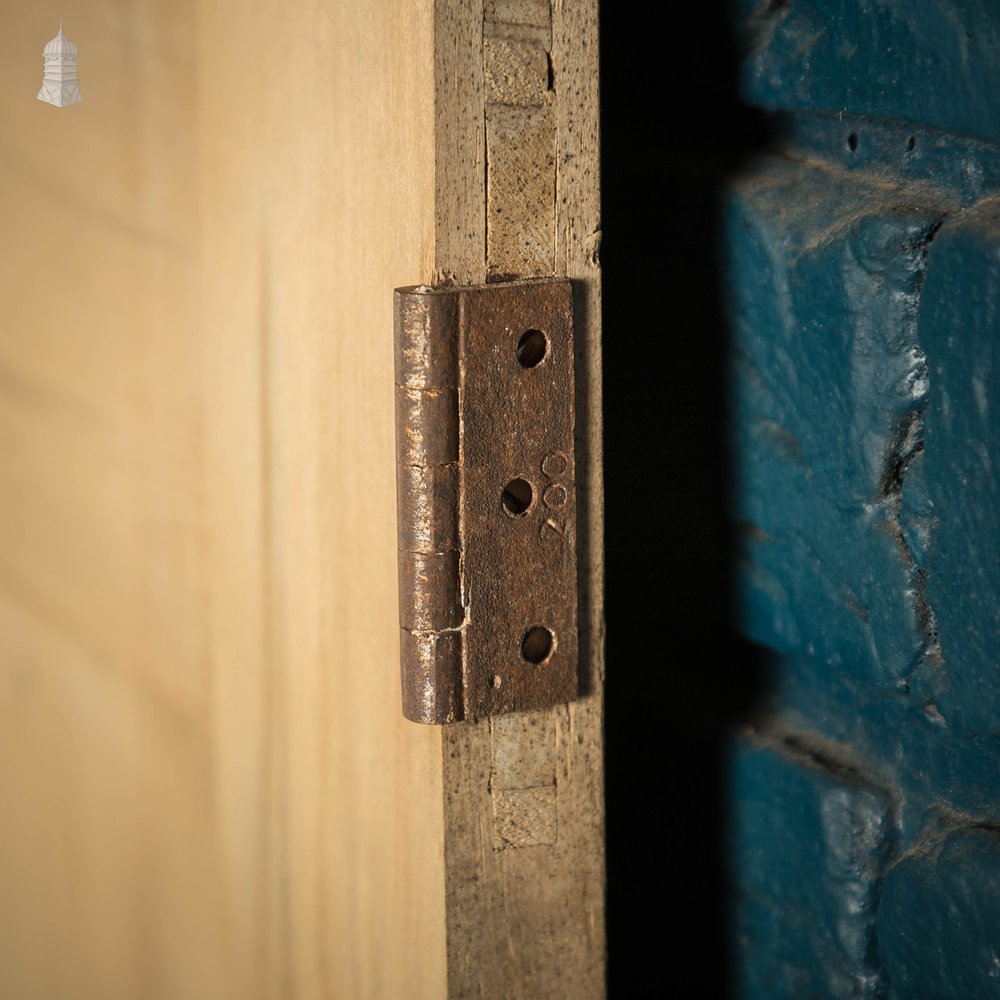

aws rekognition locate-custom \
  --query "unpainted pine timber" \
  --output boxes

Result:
[0,5,225,998]
[0,2,447,999]
[435,2,606,998]
[0,1,601,997]
[199,2,446,998]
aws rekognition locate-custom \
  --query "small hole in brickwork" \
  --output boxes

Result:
[847,133,858,152]
[502,478,533,516]
[517,329,548,368]
[521,626,555,665]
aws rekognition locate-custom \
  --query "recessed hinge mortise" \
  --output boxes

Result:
[394,279,578,724]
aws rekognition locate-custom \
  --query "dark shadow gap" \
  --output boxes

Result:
[600,3,771,995]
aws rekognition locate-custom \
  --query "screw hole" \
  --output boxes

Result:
[516,329,548,368]
[501,478,534,516]
[847,133,858,153]
[521,626,555,665]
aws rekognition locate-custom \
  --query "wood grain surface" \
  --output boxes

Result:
[437,2,606,998]
[0,3,444,998]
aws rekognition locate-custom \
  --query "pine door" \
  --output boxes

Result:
[0,3,604,998]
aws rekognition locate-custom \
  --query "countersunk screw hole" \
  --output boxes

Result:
[517,329,548,368]
[502,478,534,516]
[521,626,555,665]
[847,133,858,152]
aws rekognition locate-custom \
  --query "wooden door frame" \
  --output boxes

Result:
[433,3,605,996]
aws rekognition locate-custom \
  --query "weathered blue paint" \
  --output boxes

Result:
[726,3,1000,997]
[728,166,944,691]
[729,739,891,999]
[912,208,1000,737]
[879,828,1000,997]
[733,0,1000,144]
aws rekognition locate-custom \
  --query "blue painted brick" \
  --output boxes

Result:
[909,204,1000,737]
[725,3,1000,995]
[728,738,892,999]
[726,164,945,691]
[879,827,1000,998]
[733,0,1000,144]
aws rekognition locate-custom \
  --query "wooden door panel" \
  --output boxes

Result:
[198,3,444,996]
[0,3,602,997]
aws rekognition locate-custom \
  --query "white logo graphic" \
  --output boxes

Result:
[37,19,83,108]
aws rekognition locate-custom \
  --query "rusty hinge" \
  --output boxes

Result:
[394,279,578,724]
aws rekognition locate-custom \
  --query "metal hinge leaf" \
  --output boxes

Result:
[394,279,578,724]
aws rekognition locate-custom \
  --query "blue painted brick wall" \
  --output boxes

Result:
[726,3,1000,996]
